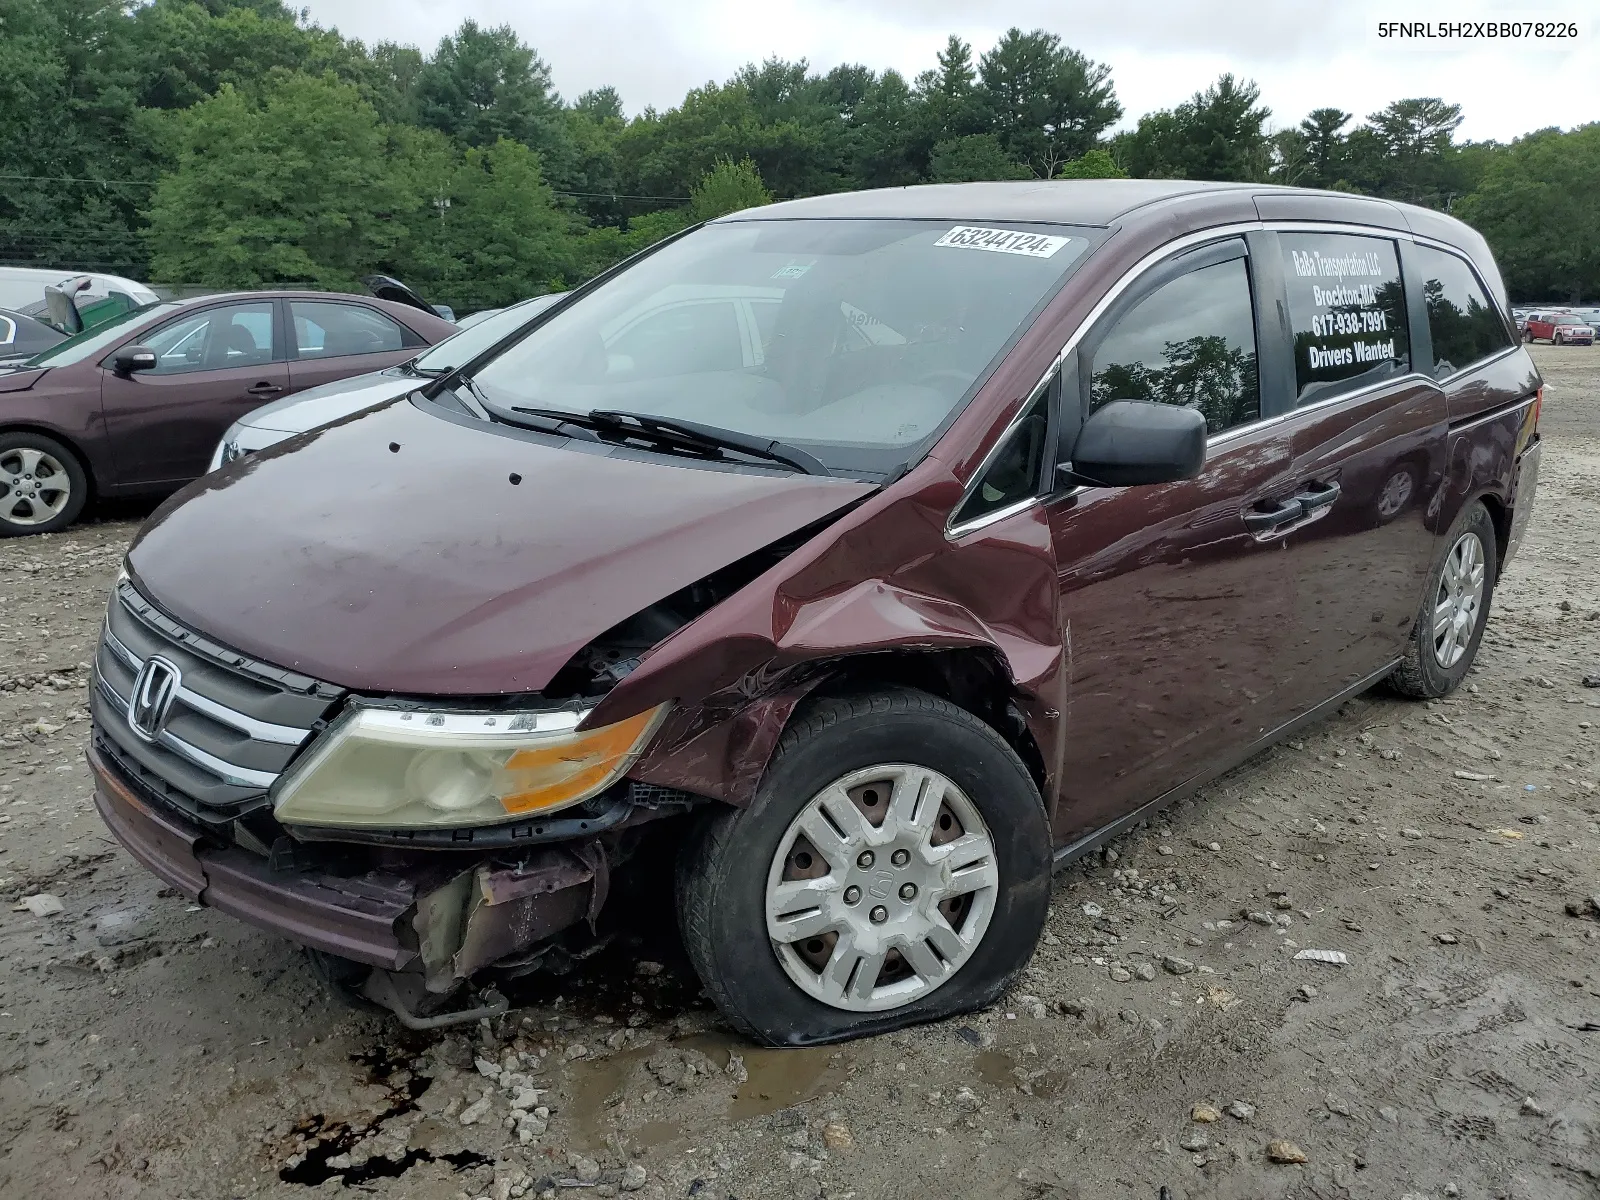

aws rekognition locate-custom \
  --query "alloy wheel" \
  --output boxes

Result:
[1433,530,1485,668]
[1376,469,1414,518]
[764,763,999,1012]
[0,447,71,527]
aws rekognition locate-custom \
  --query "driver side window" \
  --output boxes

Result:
[142,302,277,375]
[1086,256,1260,436]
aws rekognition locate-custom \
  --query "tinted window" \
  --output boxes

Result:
[953,390,1049,527]
[1414,246,1512,376]
[1281,233,1409,404]
[1089,257,1259,435]
[144,302,276,375]
[291,301,405,360]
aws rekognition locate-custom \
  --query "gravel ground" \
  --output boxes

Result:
[0,345,1596,1200]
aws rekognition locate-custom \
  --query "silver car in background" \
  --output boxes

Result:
[209,293,564,470]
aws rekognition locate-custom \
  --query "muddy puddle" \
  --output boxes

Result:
[561,1036,850,1152]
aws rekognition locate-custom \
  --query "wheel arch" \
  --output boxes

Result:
[1474,489,1511,579]
[626,645,1054,814]
[796,648,1049,795]
[0,422,100,503]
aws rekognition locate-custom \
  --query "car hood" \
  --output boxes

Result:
[240,369,414,432]
[128,399,875,695]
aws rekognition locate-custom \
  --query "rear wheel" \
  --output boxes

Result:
[1388,501,1497,699]
[0,432,87,536]
[678,690,1050,1045]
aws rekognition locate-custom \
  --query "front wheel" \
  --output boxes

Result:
[677,690,1051,1045]
[0,432,87,536]
[1555,332,1565,346]
[1388,501,1498,698]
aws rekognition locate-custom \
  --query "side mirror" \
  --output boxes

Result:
[1059,400,1207,489]
[431,304,456,321]
[111,345,158,375]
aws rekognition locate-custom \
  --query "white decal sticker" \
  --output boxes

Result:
[934,226,1071,258]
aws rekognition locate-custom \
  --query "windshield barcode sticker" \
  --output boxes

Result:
[934,226,1071,258]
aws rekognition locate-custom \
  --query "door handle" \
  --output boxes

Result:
[1292,479,1341,512]
[1242,497,1304,532]
[246,382,283,397]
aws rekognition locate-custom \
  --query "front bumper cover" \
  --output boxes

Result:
[91,742,421,969]
[88,743,611,980]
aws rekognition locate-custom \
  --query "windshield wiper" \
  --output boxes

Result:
[500,404,603,441]
[586,410,829,476]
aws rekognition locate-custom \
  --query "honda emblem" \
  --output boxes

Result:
[127,656,181,741]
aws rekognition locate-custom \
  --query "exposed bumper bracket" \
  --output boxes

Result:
[360,968,509,1030]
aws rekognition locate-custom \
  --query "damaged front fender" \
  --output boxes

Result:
[588,464,1068,813]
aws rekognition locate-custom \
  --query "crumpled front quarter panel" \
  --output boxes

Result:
[595,464,1066,811]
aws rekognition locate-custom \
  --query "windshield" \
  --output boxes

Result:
[469,219,1094,475]
[25,302,174,367]
[413,295,562,374]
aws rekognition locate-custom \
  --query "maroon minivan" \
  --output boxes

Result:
[88,181,1541,1044]
[0,290,456,535]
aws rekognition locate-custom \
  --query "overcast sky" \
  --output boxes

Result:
[303,0,1597,142]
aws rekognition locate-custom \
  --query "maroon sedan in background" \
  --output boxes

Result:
[0,291,456,535]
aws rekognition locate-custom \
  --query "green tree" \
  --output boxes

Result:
[1273,107,1352,187]
[1117,74,1272,181]
[688,157,772,220]
[617,61,853,201]
[1056,147,1125,179]
[1300,107,1353,187]
[928,134,1032,183]
[1343,98,1469,207]
[398,138,581,312]
[412,20,574,180]
[1455,125,1600,302]
[574,86,624,121]
[911,35,987,152]
[976,28,1121,177]
[144,71,403,288]
[851,70,921,188]
[123,0,373,111]
[0,0,168,275]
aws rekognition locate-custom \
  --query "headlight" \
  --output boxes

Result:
[272,702,668,829]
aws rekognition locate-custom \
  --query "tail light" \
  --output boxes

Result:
[1533,385,1542,431]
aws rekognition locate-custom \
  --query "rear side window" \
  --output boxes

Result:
[1279,233,1409,404]
[291,301,406,360]
[1413,246,1513,377]
[1088,257,1259,436]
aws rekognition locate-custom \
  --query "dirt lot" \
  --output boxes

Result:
[0,345,1596,1200]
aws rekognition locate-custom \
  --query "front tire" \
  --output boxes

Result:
[1388,501,1497,699]
[1555,332,1565,346]
[677,690,1050,1045]
[0,432,87,536]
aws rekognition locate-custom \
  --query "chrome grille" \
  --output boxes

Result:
[92,581,345,821]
